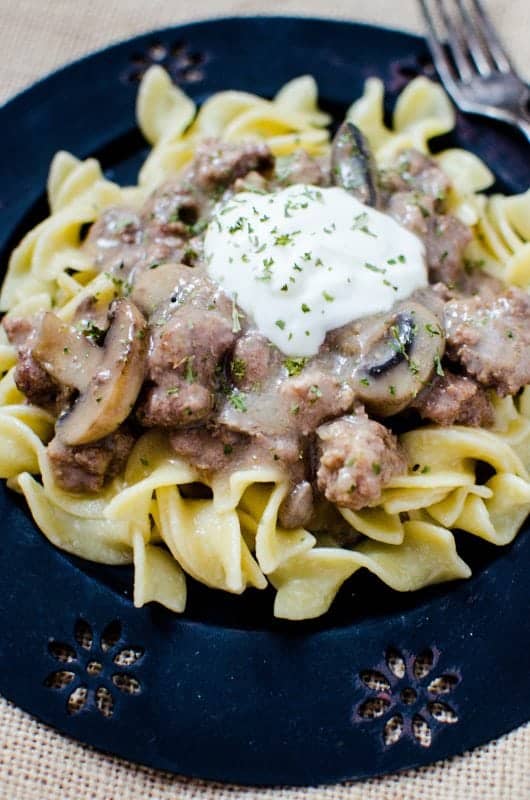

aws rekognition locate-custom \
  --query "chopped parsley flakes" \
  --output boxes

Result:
[364,262,386,274]
[425,323,441,337]
[434,354,445,377]
[228,391,248,412]
[283,357,308,377]
[184,357,197,384]
[274,231,300,247]
[80,320,106,346]
[231,358,246,380]
[309,385,322,402]
[228,216,245,234]
[351,212,377,237]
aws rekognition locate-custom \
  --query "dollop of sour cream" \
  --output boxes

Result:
[204,184,427,356]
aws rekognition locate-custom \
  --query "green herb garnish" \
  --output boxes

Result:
[231,358,247,380]
[434,354,445,377]
[283,357,308,377]
[228,391,248,412]
[185,357,197,384]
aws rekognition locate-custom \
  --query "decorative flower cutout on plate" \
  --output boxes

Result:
[44,619,143,718]
[354,647,460,747]
[122,39,208,85]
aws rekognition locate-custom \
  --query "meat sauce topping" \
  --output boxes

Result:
[4,131,530,532]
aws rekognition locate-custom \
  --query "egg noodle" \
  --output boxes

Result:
[1,67,530,620]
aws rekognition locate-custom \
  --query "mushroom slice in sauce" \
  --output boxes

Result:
[353,302,445,417]
[32,312,102,393]
[278,480,314,530]
[331,121,380,207]
[55,299,147,446]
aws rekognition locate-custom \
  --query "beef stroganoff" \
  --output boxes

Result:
[1,67,530,619]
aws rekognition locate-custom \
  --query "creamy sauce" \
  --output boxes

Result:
[204,184,427,357]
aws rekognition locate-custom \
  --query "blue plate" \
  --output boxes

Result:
[1,16,529,787]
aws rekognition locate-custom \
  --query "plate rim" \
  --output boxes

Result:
[0,14,529,787]
[0,14,420,114]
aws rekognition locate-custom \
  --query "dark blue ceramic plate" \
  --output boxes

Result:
[1,16,529,788]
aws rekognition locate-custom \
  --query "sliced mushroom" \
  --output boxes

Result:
[72,289,118,336]
[278,481,314,529]
[353,302,445,416]
[32,312,102,393]
[55,299,147,445]
[331,121,380,207]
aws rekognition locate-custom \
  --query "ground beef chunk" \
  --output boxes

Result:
[444,287,530,395]
[233,171,269,194]
[411,372,494,427]
[138,306,235,427]
[387,193,471,284]
[424,215,472,285]
[275,150,329,186]
[140,182,203,266]
[316,412,407,511]
[380,149,451,201]
[411,285,447,320]
[3,316,65,409]
[386,191,436,237]
[170,427,248,473]
[170,425,303,480]
[256,431,304,471]
[450,270,506,302]
[84,207,143,270]
[382,150,471,285]
[324,321,363,358]
[2,315,34,349]
[87,207,143,248]
[85,204,187,277]
[139,382,214,428]
[47,429,134,493]
[191,138,274,191]
[13,353,62,408]
[279,369,354,435]
[230,332,280,391]
[142,182,201,231]
[278,481,314,529]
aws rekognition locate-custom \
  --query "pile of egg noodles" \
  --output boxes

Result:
[1,67,530,619]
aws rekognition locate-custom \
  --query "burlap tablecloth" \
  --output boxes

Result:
[1,1,530,797]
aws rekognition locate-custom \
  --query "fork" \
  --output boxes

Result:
[419,0,530,142]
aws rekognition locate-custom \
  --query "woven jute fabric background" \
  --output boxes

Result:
[1,1,530,798]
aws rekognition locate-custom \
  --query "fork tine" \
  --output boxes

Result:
[467,0,515,74]
[455,0,493,76]
[431,0,476,83]
[418,0,460,92]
